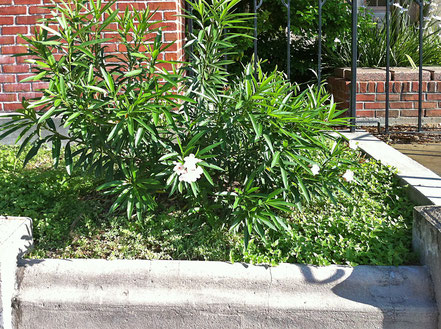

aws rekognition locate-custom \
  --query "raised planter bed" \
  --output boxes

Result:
[1,130,441,329]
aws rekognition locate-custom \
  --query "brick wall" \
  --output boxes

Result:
[0,0,185,112]
[327,67,441,124]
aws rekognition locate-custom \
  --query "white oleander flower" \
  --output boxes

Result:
[179,166,203,183]
[173,161,186,175]
[183,153,202,171]
[343,169,355,183]
[334,37,341,44]
[311,164,320,176]
[349,140,359,150]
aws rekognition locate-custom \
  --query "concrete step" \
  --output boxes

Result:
[13,259,438,329]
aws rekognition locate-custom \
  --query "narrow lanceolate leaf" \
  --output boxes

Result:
[271,151,281,168]
[199,141,223,156]
[124,69,142,77]
[65,142,73,175]
[281,167,288,189]
[52,137,61,168]
[23,140,44,168]
[107,121,123,142]
[263,134,274,153]
[159,152,179,161]
[202,167,214,186]
[248,113,261,139]
[134,127,144,148]
[37,106,57,123]
[86,85,108,95]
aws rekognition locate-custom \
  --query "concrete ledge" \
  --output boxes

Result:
[413,206,441,329]
[0,217,32,329]
[13,259,437,329]
[342,130,441,206]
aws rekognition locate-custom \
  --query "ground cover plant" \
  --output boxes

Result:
[0,0,416,265]
[0,145,416,266]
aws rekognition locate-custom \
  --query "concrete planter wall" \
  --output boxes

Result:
[1,131,441,329]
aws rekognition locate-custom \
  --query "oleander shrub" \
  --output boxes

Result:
[1,0,358,248]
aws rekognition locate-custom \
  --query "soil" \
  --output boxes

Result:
[362,125,441,144]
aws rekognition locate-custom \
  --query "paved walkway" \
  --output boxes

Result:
[392,143,441,176]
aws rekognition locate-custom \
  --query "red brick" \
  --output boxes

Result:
[356,110,375,117]
[376,94,400,101]
[0,93,17,102]
[428,81,437,92]
[0,36,14,44]
[2,26,28,35]
[28,5,50,12]
[16,0,42,4]
[401,81,411,92]
[17,74,33,81]
[2,64,29,73]
[1,45,27,54]
[32,81,49,89]
[0,0,12,4]
[376,82,385,93]
[412,81,428,92]
[375,110,399,118]
[3,102,22,110]
[164,32,178,42]
[164,52,177,61]
[401,94,420,101]
[18,91,42,100]
[0,75,15,82]
[401,110,419,117]
[16,15,39,25]
[427,94,441,101]
[392,82,402,93]
[425,110,441,117]
[3,83,31,91]
[153,2,176,10]
[420,102,437,109]
[389,102,414,109]
[0,16,14,24]
[0,55,14,64]
[118,2,147,10]
[356,94,375,101]
[1,6,27,14]
[364,102,386,109]
[367,82,376,92]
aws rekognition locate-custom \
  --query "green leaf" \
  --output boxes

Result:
[65,142,73,175]
[86,85,108,94]
[134,127,144,147]
[124,69,143,77]
[271,151,280,168]
[281,167,289,189]
[263,134,274,153]
[202,167,214,186]
[159,152,179,161]
[198,141,223,156]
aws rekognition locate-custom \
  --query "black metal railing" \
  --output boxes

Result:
[186,0,429,133]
